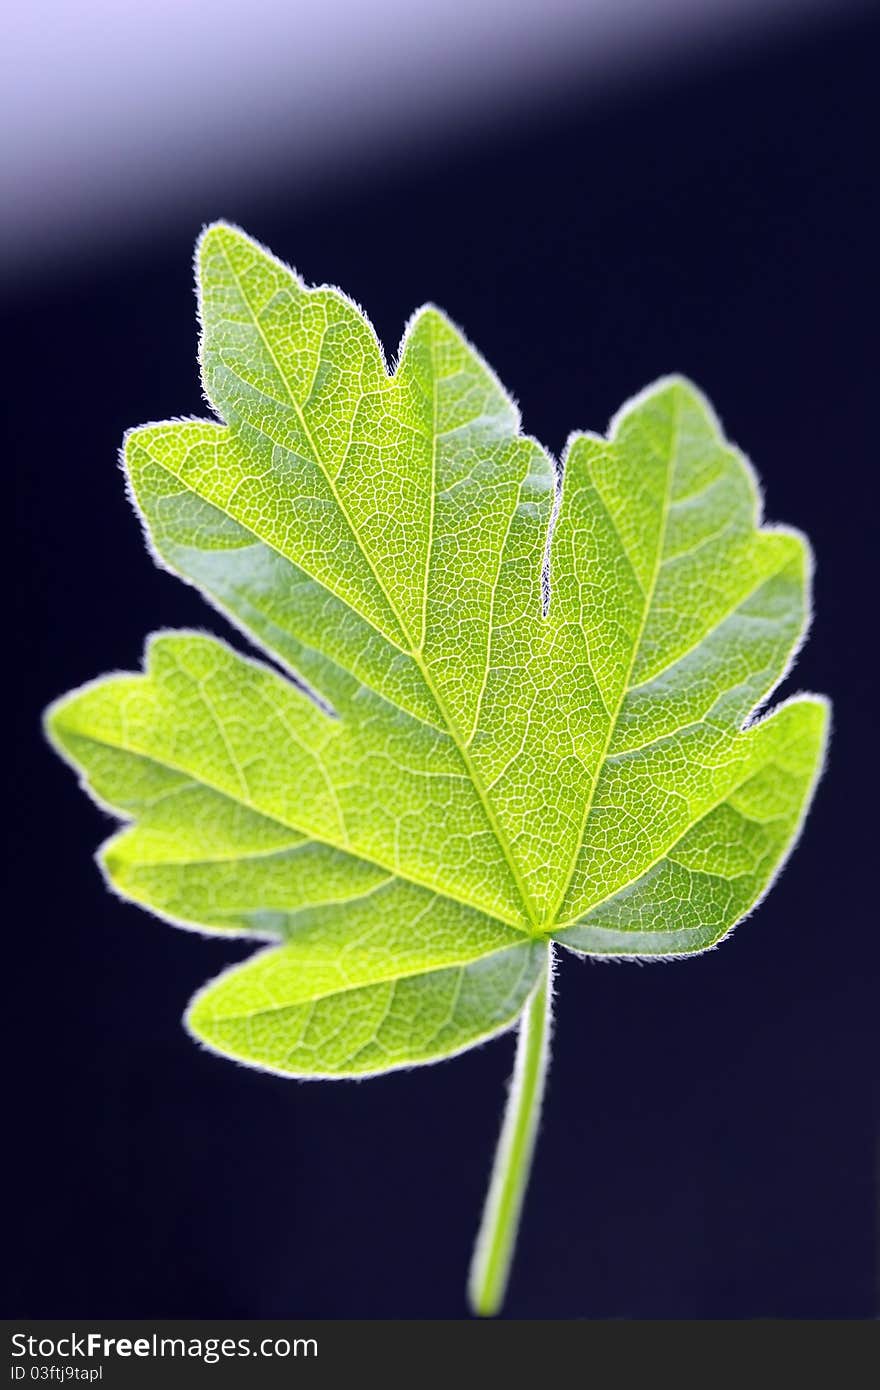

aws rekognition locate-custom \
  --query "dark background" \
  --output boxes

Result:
[5,6,878,1318]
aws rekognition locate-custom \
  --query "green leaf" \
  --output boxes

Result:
[186,903,545,1079]
[46,222,828,1080]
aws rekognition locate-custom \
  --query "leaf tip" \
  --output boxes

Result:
[803,690,833,748]
[195,218,243,262]
[41,684,85,764]
[41,693,66,753]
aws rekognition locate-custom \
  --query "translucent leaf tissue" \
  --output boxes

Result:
[46,224,829,1315]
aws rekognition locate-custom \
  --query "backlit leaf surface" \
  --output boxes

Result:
[47,224,828,1077]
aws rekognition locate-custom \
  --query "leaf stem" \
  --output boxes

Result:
[467,945,553,1317]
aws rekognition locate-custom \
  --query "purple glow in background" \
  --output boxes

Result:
[1,0,849,274]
